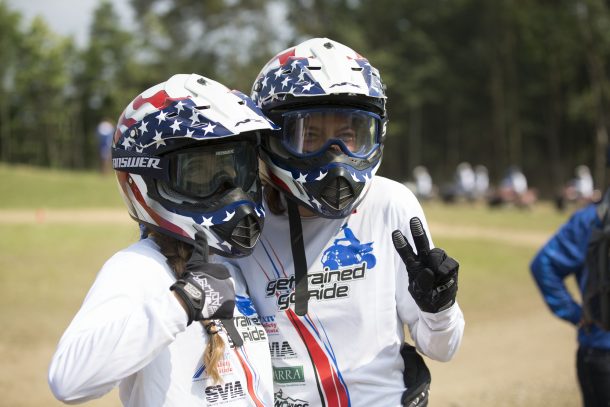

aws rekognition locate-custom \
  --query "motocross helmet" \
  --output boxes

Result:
[112,73,277,257]
[251,37,387,218]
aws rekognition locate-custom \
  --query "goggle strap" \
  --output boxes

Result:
[287,199,310,316]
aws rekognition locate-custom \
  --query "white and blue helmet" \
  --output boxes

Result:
[252,38,387,218]
[112,73,277,257]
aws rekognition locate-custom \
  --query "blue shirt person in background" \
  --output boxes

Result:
[531,200,610,407]
[95,119,115,174]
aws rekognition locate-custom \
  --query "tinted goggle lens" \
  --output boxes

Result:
[169,142,256,198]
[281,109,381,158]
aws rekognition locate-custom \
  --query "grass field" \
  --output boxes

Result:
[0,165,582,406]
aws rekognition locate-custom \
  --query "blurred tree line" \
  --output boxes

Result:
[1,0,609,196]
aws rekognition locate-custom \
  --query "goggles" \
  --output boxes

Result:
[280,108,382,158]
[166,141,257,199]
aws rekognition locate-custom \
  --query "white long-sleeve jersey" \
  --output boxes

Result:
[48,238,273,406]
[225,176,465,407]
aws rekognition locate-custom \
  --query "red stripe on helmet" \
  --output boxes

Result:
[277,48,296,66]
[269,172,292,194]
[132,89,187,110]
[128,178,190,239]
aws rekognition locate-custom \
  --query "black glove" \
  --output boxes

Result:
[170,230,235,325]
[401,343,431,407]
[392,217,459,313]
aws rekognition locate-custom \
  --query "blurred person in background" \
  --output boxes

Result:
[473,165,490,201]
[441,161,476,203]
[555,165,599,212]
[531,182,610,407]
[411,165,435,201]
[488,165,537,208]
[95,118,115,174]
[48,74,276,406]
[455,161,476,200]
[225,37,464,407]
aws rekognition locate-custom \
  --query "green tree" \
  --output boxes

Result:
[75,0,148,168]
[11,16,78,167]
[0,0,23,162]
[129,0,288,92]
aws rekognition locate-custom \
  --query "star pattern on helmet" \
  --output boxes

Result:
[190,110,201,124]
[188,202,264,234]
[291,166,375,185]
[152,131,165,148]
[252,55,386,108]
[138,120,148,134]
[170,119,182,134]
[115,98,234,154]
[203,123,216,135]
[121,137,133,149]
[357,59,384,97]
[253,58,326,106]
[156,110,167,124]
[201,216,214,227]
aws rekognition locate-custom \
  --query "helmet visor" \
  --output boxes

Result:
[167,141,257,199]
[281,108,381,158]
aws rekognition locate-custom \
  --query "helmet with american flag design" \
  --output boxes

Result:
[251,38,387,218]
[112,73,277,257]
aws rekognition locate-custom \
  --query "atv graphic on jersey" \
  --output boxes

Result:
[321,224,376,270]
[266,225,376,310]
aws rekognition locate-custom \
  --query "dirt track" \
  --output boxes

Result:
[0,208,132,224]
[428,295,578,406]
[0,208,550,246]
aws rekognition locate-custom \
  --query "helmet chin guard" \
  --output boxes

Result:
[260,144,382,218]
[306,167,366,212]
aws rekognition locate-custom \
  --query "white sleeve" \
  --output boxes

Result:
[48,249,188,403]
[392,184,465,362]
[407,303,465,362]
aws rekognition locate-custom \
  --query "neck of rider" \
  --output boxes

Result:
[298,204,317,218]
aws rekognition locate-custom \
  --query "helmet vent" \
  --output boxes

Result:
[231,214,261,249]
[320,176,357,211]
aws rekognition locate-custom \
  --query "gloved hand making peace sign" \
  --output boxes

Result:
[392,217,459,313]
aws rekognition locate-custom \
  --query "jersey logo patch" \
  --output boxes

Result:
[273,366,305,384]
[235,295,257,317]
[274,389,310,406]
[321,224,376,269]
[205,380,245,403]
[270,341,298,359]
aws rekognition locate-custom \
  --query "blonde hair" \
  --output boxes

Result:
[150,231,226,384]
